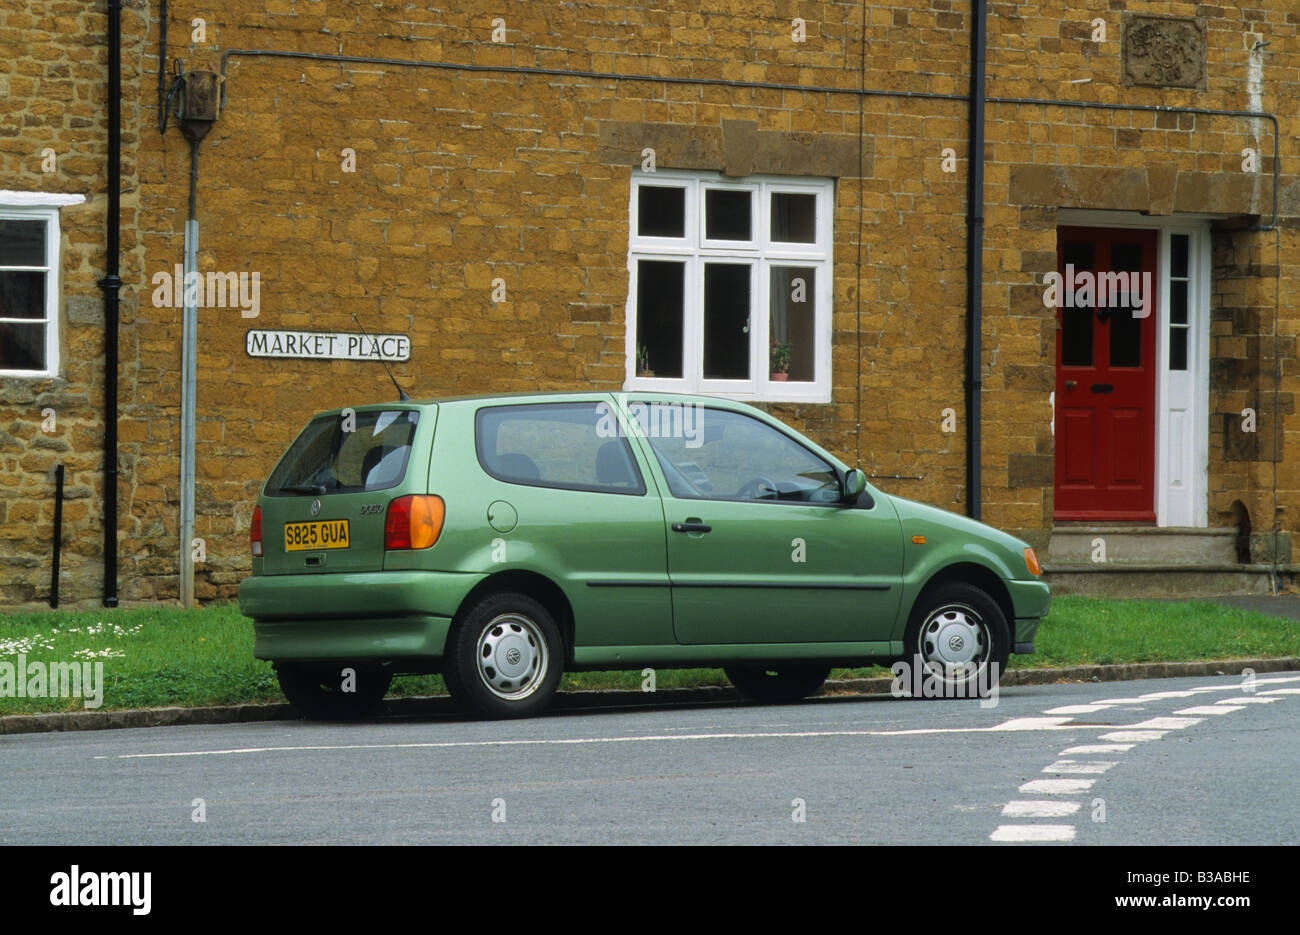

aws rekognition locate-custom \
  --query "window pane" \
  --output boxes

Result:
[475,402,646,495]
[0,220,46,267]
[265,410,420,496]
[635,260,684,378]
[1171,233,1189,278]
[0,270,46,319]
[0,322,47,371]
[770,266,815,382]
[771,193,816,243]
[645,408,839,503]
[705,188,751,241]
[1169,327,1187,371]
[1109,306,1141,368]
[1170,280,1188,325]
[703,263,750,380]
[1059,241,1094,367]
[637,186,685,238]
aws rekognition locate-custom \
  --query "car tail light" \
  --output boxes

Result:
[385,495,445,550]
[250,505,263,557]
[1024,547,1042,576]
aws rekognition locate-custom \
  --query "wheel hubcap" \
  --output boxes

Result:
[476,613,547,701]
[918,603,989,683]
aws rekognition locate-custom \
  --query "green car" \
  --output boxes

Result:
[238,392,1050,719]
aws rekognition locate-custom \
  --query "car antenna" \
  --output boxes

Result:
[352,313,410,401]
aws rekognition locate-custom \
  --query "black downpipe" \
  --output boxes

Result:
[50,464,64,609]
[965,1,987,521]
[98,0,122,607]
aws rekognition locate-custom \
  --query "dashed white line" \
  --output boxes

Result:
[1126,717,1203,730]
[1002,800,1082,818]
[1099,730,1168,742]
[1174,705,1243,716]
[1219,696,1279,704]
[1042,760,1116,774]
[1019,778,1096,795]
[991,824,1076,842]
[1059,743,1134,755]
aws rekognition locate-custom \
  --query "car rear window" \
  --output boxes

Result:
[475,402,646,495]
[265,409,420,496]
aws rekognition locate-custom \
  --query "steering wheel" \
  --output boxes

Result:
[737,476,779,500]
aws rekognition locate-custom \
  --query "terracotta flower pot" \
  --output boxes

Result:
[770,372,788,382]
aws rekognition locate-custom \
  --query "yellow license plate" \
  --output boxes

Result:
[284,519,350,551]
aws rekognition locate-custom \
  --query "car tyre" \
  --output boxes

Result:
[725,665,831,704]
[900,582,1009,699]
[443,592,564,719]
[276,663,392,720]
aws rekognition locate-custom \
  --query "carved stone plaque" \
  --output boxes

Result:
[1122,14,1207,90]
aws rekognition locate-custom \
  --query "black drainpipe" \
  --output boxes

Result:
[97,0,122,607]
[965,0,987,522]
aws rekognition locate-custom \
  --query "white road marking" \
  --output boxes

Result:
[1218,696,1279,704]
[1059,744,1134,754]
[991,824,1076,842]
[988,717,1076,731]
[1135,690,1197,699]
[1099,730,1168,742]
[1043,760,1116,774]
[1002,800,1082,818]
[1260,688,1300,695]
[1126,717,1203,730]
[1174,705,1243,716]
[1043,704,1120,715]
[1019,778,1096,795]
[109,720,1085,760]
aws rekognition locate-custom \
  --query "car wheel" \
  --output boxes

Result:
[275,663,392,720]
[901,582,1009,698]
[443,592,564,719]
[725,665,831,704]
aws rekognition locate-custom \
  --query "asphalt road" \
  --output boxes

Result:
[1,671,1296,845]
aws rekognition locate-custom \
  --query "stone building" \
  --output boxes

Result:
[2,1,1297,607]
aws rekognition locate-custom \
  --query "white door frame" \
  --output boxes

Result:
[1056,210,1211,528]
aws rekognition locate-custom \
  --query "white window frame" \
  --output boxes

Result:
[624,170,833,403]
[0,203,64,378]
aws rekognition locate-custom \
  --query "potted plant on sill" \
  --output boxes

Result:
[636,343,654,378]
[769,340,791,382]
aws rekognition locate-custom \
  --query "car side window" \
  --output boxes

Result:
[645,408,840,503]
[475,402,647,495]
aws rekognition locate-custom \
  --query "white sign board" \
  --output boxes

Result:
[246,330,410,362]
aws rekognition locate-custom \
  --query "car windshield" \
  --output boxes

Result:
[265,409,420,496]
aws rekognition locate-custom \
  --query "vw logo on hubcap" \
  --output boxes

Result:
[948,634,965,652]
[505,648,522,666]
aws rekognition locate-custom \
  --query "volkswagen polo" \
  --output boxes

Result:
[238,392,1050,718]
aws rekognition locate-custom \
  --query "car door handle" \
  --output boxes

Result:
[1090,383,1114,394]
[671,521,712,534]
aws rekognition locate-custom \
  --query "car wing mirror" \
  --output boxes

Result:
[840,467,867,502]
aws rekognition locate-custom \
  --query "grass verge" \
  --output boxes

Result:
[1,596,1297,714]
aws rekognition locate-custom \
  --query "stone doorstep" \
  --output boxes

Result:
[1047,526,1240,566]
[2,657,1296,736]
[1043,566,1292,598]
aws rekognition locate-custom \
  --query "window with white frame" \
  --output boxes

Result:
[0,206,61,377]
[625,171,833,402]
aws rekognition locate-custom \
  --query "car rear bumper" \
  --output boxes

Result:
[239,569,484,664]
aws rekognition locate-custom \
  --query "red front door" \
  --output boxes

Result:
[1054,227,1158,521]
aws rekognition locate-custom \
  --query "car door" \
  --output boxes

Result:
[632,402,903,645]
